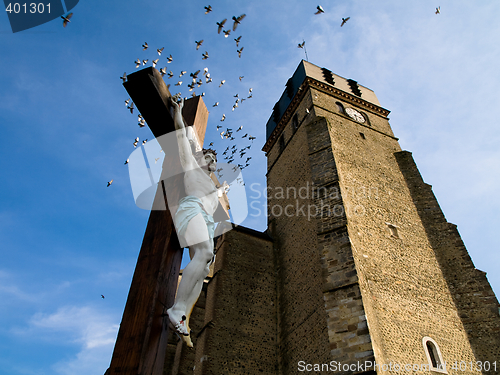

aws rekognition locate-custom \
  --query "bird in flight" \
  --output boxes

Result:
[219,79,225,87]
[239,76,244,81]
[128,102,134,114]
[232,14,246,31]
[196,40,204,50]
[142,59,148,65]
[120,72,127,83]
[341,17,350,27]
[213,102,219,107]
[217,19,227,34]
[179,70,187,77]
[61,12,73,27]
[101,294,105,299]
[135,59,141,68]
[315,6,324,15]
[298,41,305,49]
[234,36,242,47]
[107,180,113,187]
[223,30,231,38]
[142,42,149,50]
[237,47,244,58]
[167,70,174,78]
[124,159,129,165]
[152,59,159,67]
[204,5,212,14]
[166,54,173,63]
[435,6,440,14]
[160,67,167,76]
[202,51,209,60]
[157,47,164,55]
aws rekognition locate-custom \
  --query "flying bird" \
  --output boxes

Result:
[435,6,440,14]
[135,59,141,68]
[101,295,105,299]
[203,67,209,75]
[124,159,129,165]
[195,40,204,50]
[142,139,148,145]
[142,42,149,50]
[204,5,212,14]
[190,70,201,79]
[152,59,159,67]
[125,98,130,106]
[128,102,134,114]
[341,17,350,27]
[298,41,305,49]
[167,54,173,63]
[107,180,113,187]
[220,114,226,121]
[315,5,324,14]
[167,70,174,78]
[239,76,244,81]
[160,67,167,76]
[142,59,148,65]
[175,81,182,86]
[61,12,73,27]
[120,72,127,83]
[236,125,243,132]
[249,135,256,141]
[223,30,231,38]
[237,47,244,58]
[232,14,246,31]
[202,51,209,60]
[157,47,164,55]
[234,36,242,47]
[180,70,187,77]
[217,18,227,34]
[219,80,225,87]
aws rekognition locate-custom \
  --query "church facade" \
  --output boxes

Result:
[165,60,500,375]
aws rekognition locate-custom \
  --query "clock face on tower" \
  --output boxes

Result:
[345,107,366,123]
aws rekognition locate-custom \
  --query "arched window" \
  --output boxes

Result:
[336,101,345,114]
[422,337,447,373]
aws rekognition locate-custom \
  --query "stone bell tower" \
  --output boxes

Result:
[262,60,500,374]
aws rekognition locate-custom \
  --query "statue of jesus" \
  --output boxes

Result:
[167,97,226,347]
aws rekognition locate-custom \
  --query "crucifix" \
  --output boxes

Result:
[105,67,229,375]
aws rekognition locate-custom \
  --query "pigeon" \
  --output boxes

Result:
[217,125,222,130]
[157,47,164,55]
[167,71,174,78]
[435,6,440,14]
[196,40,204,50]
[142,59,148,65]
[234,36,242,47]
[232,14,246,31]
[142,42,149,50]
[107,180,113,187]
[175,81,182,86]
[138,118,145,127]
[135,59,141,68]
[167,54,173,63]
[61,12,73,27]
[213,102,219,107]
[220,114,226,121]
[206,77,212,83]
[152,59,159,67]
[202,51,209,60]
[142,139,148,145]
[315,5,324,14]
[217,19,227,34]
[124,159,129,165]
[180,70,187,77]
[203,67,209,75]
[219,80,225,87]
[341,17,350,27]
[125,98,130,106]
[160,67,167,76]
[249,135,256,141]
[188,82,195,91]
[101,295,105,299]
[128,102,134,114]
[237,47,244,58]
[155,157,160,163]
[298,41,305,49]
[236,125,243,132]
[196,79,203,87]
[239,76,244,81]
[190,70,201,79]
[204,5,212,14]
[223,30,231,38]
[242,133,248,138]
[120,72,127,83]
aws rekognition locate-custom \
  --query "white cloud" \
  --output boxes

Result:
[19,305,119,375]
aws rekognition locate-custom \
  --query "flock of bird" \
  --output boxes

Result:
[110,5,258,189]
[108,4,443,188]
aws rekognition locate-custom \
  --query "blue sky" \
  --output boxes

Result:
[1,0,499,374]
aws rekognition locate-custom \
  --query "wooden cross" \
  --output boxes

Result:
[105,67,228,375]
